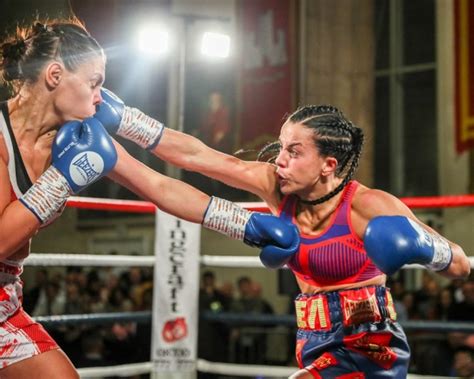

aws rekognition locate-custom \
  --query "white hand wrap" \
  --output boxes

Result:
[19,166,72,224]
[202,197,252,241]
[119,106,164,149]
[425,234,453,271]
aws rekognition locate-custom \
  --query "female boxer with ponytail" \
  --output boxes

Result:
[0,19,299,378]
[97,94,471,378]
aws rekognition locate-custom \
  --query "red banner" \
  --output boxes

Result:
[454,0,474,153]
[236,0,295,150]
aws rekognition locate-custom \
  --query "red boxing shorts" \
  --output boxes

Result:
[0,308,58,369]
[294,286,410,379]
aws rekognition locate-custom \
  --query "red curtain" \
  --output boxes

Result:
[236,0,295,150]
[454,0,474,153]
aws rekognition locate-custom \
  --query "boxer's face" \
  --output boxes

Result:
[53,55,105,123]
[275,122,328,197]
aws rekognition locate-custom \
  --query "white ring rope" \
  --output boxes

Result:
[24,253,265,267]
[76,360,451,378]
[78,361,152,378]
[197,359,294,376]
[25,253,155,267]
[25,253,474,269]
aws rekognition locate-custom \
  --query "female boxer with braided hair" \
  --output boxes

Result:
[97,92,470,378]
[0,19,299,378]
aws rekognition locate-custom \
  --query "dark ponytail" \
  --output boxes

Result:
[1,38,27,81]
[0,18,104,93]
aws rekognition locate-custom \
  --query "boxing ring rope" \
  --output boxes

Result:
[26,194,474,378]
[33,310,474,333]
[25,252,474,269]
[66,193,474,213]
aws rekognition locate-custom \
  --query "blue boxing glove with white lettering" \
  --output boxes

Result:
[202,197,299,268]
[363,215,453,275]
[19,118,117,224]
[94,88,164,150]
[51,117,117,193]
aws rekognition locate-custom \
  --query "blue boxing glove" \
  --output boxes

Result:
[203,197,299,268]
[364,216,453,275]
[94,88,164,149]
[94,88,124,134]
[19,118,117,224]
[245,213,299,268]
[52,117,117,193]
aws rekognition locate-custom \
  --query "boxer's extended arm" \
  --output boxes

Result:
[355,188,470,279]
[109,142,298,267]
[94,89,279,207]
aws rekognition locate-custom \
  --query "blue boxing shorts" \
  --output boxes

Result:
[294,286,410,379]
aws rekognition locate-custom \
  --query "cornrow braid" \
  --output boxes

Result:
[257,141,282,163]
[256,105,345,164]
[288,105,364,206]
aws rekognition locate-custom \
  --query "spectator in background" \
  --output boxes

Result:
[420,279,441,320]
[414,272,439,314]
[128,267,153,309]
[199,271,230,313]
[402,291,421,320]
[198,271,231,374]
[387,279,408,321]
[219,280,235,304]
[437,288,454,321]
[32,281,65,317]
[251,281,274,315]
[23,268,48,313]
[107,287,134,313]
[75,330,111,369]
[85,270,108,313]
[61,282,87,363]
[230,276,273,364]
[200,91,232,153]
[450,348,474,378]
[448,279,474,322]
[448,279,474,350]
[446,278,466,304]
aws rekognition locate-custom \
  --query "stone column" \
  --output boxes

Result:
[300,0,375,185]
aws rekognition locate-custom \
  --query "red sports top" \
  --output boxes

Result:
[278,181,383,287]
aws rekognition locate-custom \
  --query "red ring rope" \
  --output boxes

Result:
[66,194,474,214]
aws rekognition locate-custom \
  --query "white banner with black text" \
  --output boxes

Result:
[151,209,201,372]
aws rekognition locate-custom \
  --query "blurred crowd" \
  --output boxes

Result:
[22,267,474,378]
[23,266,153,372]
[388,273,474,377]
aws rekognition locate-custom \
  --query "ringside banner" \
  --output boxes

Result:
[151,209,201,372]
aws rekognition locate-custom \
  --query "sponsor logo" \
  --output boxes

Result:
[340,288,381,326]
[167,220,186,313]
[162,317,188,343]
[70,152,103,186]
